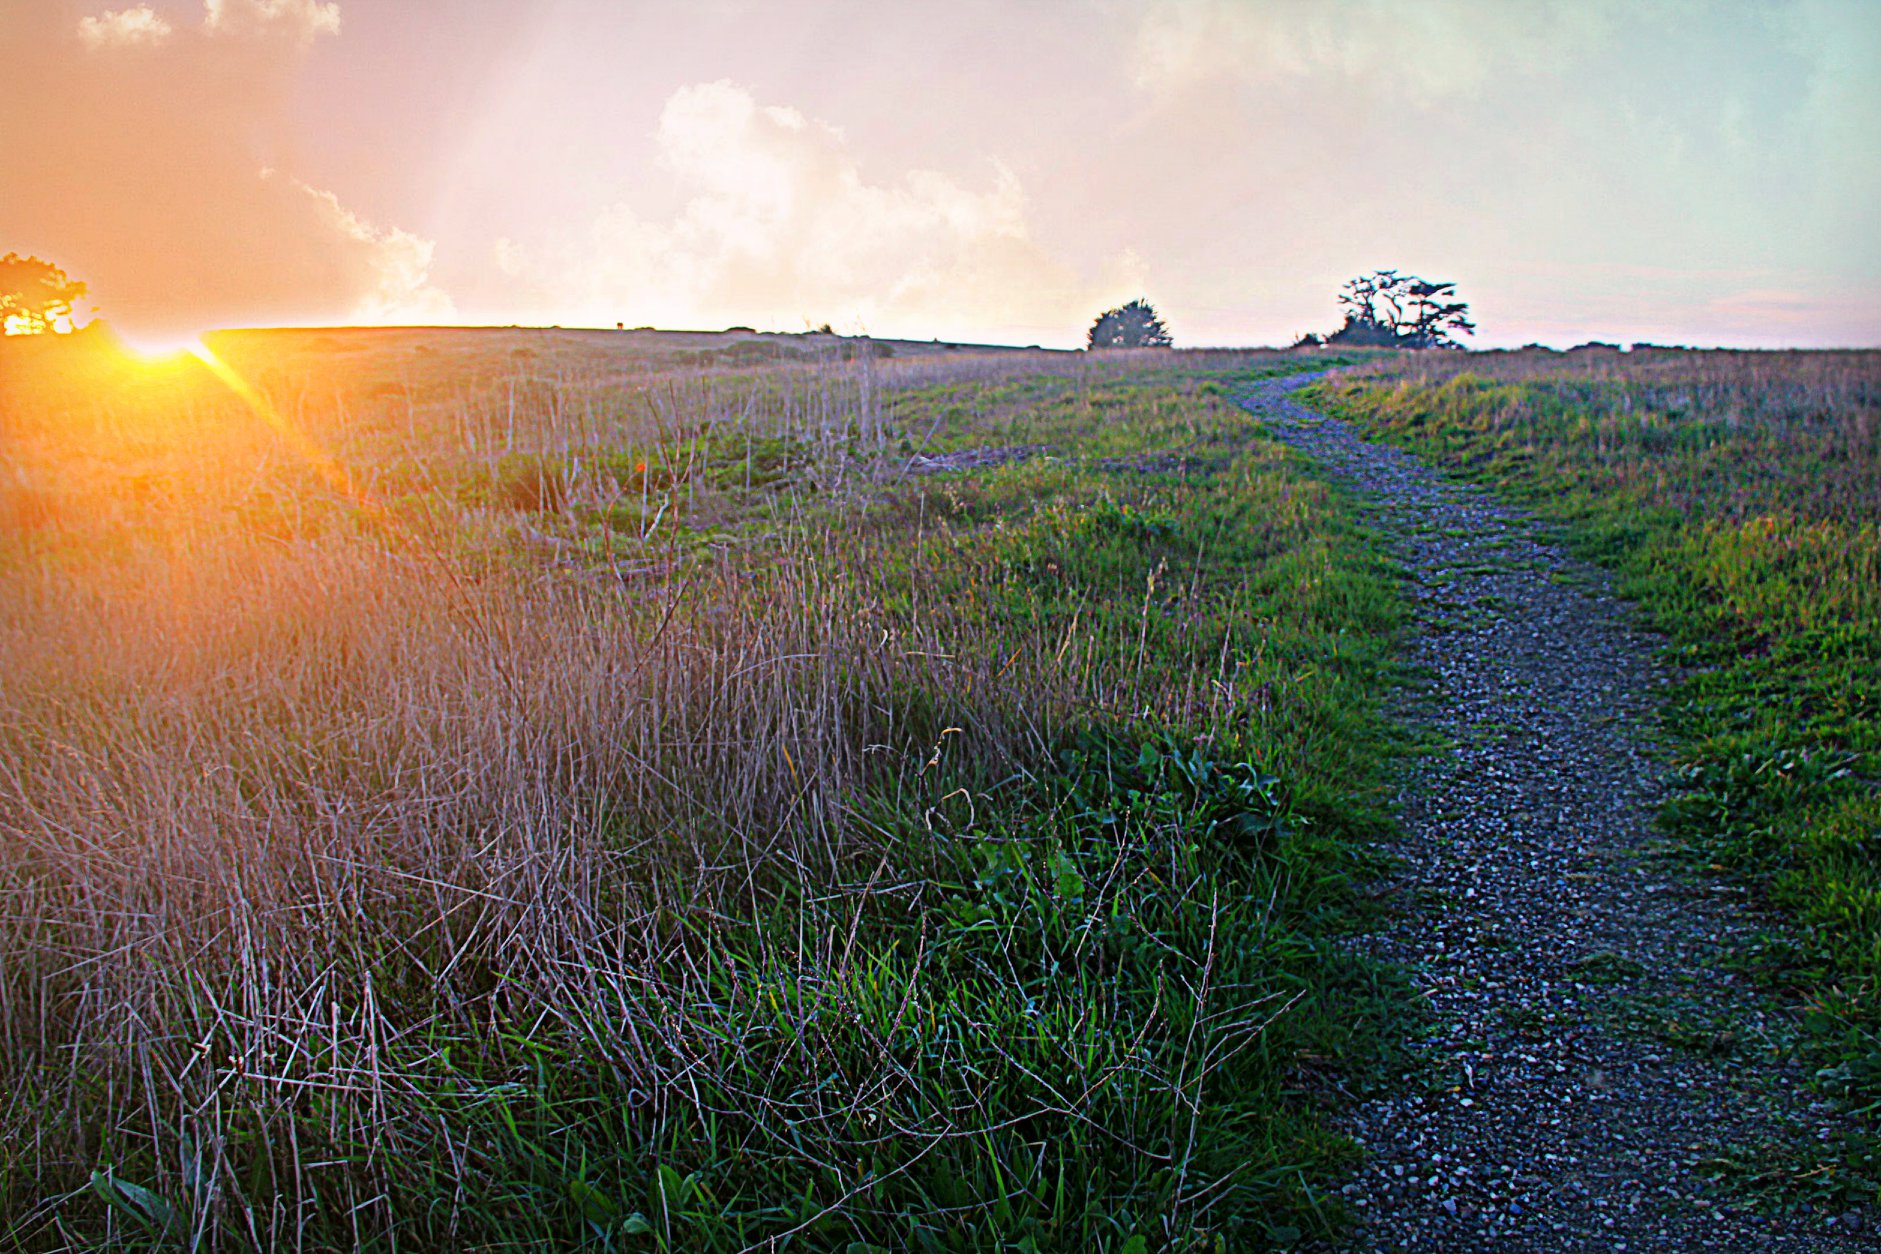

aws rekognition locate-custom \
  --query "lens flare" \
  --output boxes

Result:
[185,342,363,502]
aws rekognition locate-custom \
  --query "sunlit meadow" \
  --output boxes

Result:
[0,330,1404,1248]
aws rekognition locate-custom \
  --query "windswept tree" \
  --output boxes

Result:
[0,253,88,335]
[1087,298,1172,350]
[1327,270,1474,349]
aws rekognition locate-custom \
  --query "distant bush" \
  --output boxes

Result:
[1322,316,1402,348]
[837,338,894,360]
[1086,298,1173,350]
[672,341,805,367]
[477,453,569,513]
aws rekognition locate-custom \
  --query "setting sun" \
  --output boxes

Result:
[120,330,208,360]
[121,331,211,362]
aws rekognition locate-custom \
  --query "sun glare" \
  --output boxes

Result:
[123,333,211,362]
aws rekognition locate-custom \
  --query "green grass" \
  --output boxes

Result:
[0,336,1409,1249]
[1303,350,1881,1172]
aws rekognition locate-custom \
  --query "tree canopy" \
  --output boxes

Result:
[1087,298,1172,350]
[1325,270,1473,349]
[1,254,87,334]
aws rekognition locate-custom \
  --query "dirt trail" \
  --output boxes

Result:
[1237,375,1866,1252]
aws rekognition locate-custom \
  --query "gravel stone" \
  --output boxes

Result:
[1237,374,1867,1253]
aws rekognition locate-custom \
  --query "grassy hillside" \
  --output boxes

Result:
[0,332,1402,1250]
[1304,349,1881,1196]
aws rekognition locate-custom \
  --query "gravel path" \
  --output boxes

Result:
[1235,375,1868,1252]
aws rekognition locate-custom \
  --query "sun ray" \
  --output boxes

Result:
[186,341,365,505]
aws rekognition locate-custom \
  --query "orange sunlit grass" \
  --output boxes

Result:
[0,327,392,560]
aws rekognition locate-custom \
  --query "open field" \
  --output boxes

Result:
[1306,350,1881,1199]
[7,332,1874,1249]
[0,331,1403,1249]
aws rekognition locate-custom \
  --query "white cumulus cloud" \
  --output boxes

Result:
[496,81,1132,340]
[203,0,341,43]
[295,181,455,324]
[77,6,174,49]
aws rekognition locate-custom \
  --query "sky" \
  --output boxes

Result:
[2,0,1878,349]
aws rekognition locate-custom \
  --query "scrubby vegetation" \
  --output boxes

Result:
[0,332,1401,1249]
[1305,349,1881,1171]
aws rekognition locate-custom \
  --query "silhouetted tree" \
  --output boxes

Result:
[0,254,87,334]
[1087,298,1172,349]
[1326,270,1473,349]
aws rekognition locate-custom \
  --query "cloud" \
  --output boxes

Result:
[204,0,341,43]
[1133,0,1620,103]
[494,81,1133,340]
[295,180,454,323]
[2,3,442,337]
[77,6,173,49]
